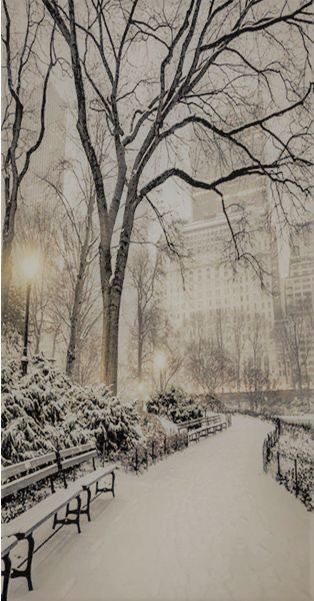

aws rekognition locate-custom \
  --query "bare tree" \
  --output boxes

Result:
[128,244,163,382]
[186,314,234,394]
[153,333,184,395]
[40,0,312,393]
[1,0,56,316]
[277,301,313,390]
[243,360,269,412]
[243,313,270,411]
[16,198,61,354]
[43,162,99,379]
[230,309,246,392]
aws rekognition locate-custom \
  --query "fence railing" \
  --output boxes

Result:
[263,423,313,511]
[122,431,189,473]
[123,413,232,473]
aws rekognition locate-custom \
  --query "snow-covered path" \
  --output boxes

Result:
[9,416,312,601]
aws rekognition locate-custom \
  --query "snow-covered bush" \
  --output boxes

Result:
[147,388,203,424]
[266,423,313,511]
[71,385,140,455]
[1,356,140,463]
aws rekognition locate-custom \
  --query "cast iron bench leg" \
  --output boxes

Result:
[1,554,11,601]
[53,497,82,533]
[95,471,116,498]
[111,471,116,498]
[86,487,91,522]
[11,534,35,592]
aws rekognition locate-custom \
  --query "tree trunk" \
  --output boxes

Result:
[1,178,17,319]
[100,199,135,395]
[1,238,13,320]
[100,286,121,394]
[66,195,94,379]
[137,302,143,381]
[66,270,84,378]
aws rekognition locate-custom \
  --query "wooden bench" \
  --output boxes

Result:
[1,444,117,600]
[2,452,58,498]
[177,414,227,433]
[188,415,227,443]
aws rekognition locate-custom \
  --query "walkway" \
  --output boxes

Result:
[9,416,312,601]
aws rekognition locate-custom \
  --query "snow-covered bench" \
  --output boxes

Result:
[188,416,227,442]
[1,445,117,599]
[178,414,227,433]
[2,452,58,498]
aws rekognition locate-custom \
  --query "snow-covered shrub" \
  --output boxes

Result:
[266,423,313,511]
[1,356,89,461]
[147,388,203,424]
[1,356,140,464]
[71,385,140,455]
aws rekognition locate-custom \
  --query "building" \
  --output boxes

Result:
[276,225,314,388]
[163,175,281,392]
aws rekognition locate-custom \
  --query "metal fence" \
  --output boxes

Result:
[263,425,313,511]
[122,431,189,473]
[122,413,232,473]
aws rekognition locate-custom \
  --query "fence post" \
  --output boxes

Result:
[135,447,139,473]
[294,458,299,497]
[164,435,167,456]
[277,451,282,479]
[152,441,156,463]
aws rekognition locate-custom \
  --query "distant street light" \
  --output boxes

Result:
[154,350,167,393]
[20,251,41,375]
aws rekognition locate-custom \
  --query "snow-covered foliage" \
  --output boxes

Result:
[266,422,313,511]
[72,385,140,455]
[1,356,140,463]
[147,388,203,424]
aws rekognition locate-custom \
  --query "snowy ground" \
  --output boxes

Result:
[7,416,313,601]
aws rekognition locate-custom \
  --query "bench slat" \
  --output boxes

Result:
[59,443,94,460]
[2,464,59,499]
[1,536,18,558]
[2,486,82,539]
[1,452,56,483]
[75,465,117,488]
[61,450,97,471]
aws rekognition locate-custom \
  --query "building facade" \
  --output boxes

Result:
[163,175,282,392]
[276,226,314,388]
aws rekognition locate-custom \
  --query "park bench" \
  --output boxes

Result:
[1,443,117,600]
[187,415,227,443]
[177,414,227,433]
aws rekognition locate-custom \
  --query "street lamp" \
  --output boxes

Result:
[20,251,41,375]
[154,350,167,393]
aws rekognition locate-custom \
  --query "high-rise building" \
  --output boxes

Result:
[163,175,281,391]
[276,225,314,388]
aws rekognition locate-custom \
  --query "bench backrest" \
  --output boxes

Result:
[2,464,59,498]
[1,452,56,484]
[177,414,224,430]
[1,442,97,500]
[58,442,95,461]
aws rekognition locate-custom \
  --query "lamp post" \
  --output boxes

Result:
[154,350,167,393]
[20,252,41,375]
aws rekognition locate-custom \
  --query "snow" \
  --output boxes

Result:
[7,416,312,601]
[157,415,179,434]
[279,414,313,426]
